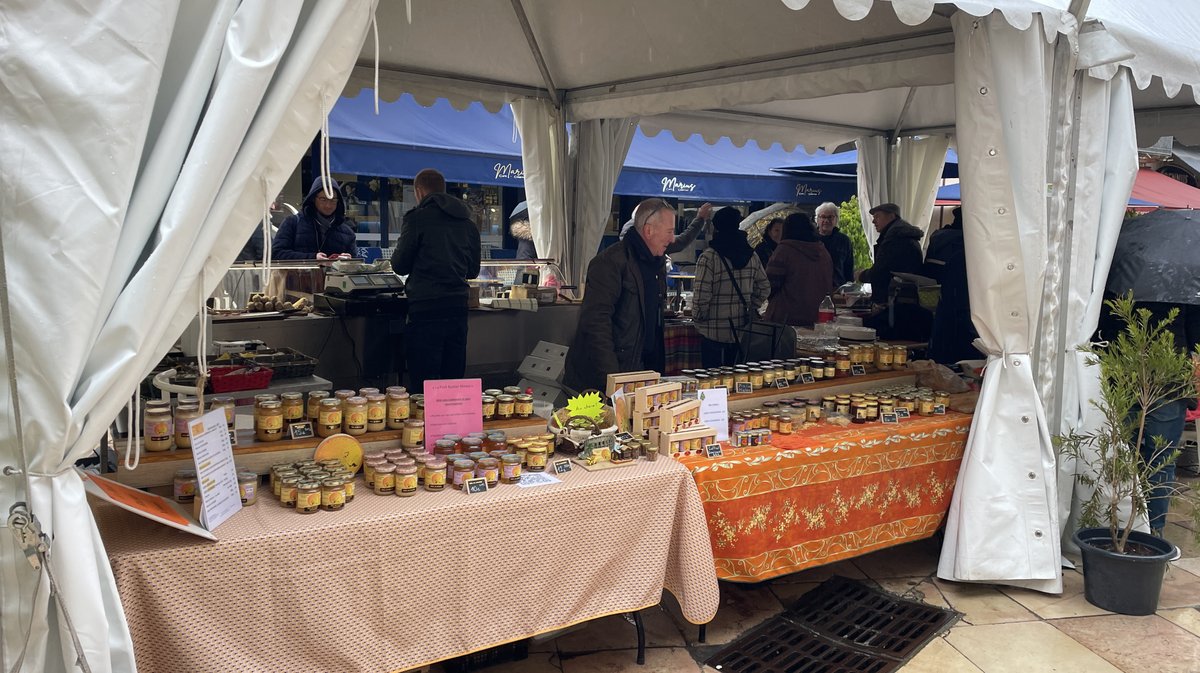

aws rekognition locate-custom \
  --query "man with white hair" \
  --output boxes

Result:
[563,198,677,393]
[814,201,854,288]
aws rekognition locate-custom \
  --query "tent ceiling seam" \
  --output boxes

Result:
[508,0,560,108]
[666,108,887,137]
[354,64,552,101]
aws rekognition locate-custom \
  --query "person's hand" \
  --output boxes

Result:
[316,252,330,261]
[697,203,714,220]
[337,253,352,260]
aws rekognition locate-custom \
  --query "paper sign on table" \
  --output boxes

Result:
[78,468,216,540]
[189,408,242,532]
[423,378,484,450]
[698,387,730,441]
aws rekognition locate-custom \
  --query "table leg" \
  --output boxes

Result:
[633,610,646,665]
[698,624,707,643]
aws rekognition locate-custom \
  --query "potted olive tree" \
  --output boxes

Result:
[1057,293,1200,615]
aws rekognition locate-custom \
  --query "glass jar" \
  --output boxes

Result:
[461,437,484,454]
[414,454,430,483]
[373,463,396,495]
[386,391,411,429]
[892,344,908,368]
[768,414,780,432]
[720,372,735,389]
[278,392,304,424]
[934,391,951,409]
[296,480,321,514]
[496,395,515,419]
[762,367,777,386]
[342,396,368,436]
[526,445,547,472]
[835,349,851,377]
[395,465,418,497]
[320,479,346,511]
[363,458,386,490]
[255,401,284,442]
[852,402,868,424]
[733,370,750,386]
[401,419,425,449]
[866,402,879,420]
[748,368,765,389]
[412,397,425,421]
[317,398,342,438]
[211,396,236,427]
[501,454,522,484]
[877,343,894,370]
[340,475,355,502]
[173,403,201,449]
[475,458,500,488]
[307,390,330,422]
[279,476,301,507]
[425,457,447,491]
[452,460,475,490]
[503,385,522,396]
[919,396,936,416]
[695,373,710,389]
[365,394,387,432]
[778,414,794,434]
[878,397,896,415]
[252,394,277,430]
[898,395,917,412]
[514,394,534,418]
[144,404,173,452]
[486,432,508,454]
[433,439,456,456]
[481,395,497,420]
[823,364,836,379]
[333,389,356,404]
[810,361,824,381]
[173,469,197,503]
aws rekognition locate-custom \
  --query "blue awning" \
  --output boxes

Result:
[935,182,1158,207]
[774,148,960,179]
[328,91,855,203]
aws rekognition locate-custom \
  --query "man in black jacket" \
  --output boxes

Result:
[272,179,358,260]
[815,201,854,287]
[859,203,925,305]
[392,169,481,393]
[563,198,675,393]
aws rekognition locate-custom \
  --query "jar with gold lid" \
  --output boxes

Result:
[500,454,522,484]
[778,414,794,434]
[276,392,303,425]
[320,479,346,511]
[451,460,475,490]
[425,457,447,491]
[210,396,236,428]
[395,465,418,497]
[279,476,300,507]
[514,394,534,418]
[373,463,396,495]
[144,404,173,452]
[362,393,386,432]
[918,396,936,416]
[296,480,321,513]
[495,394,516,419]
[307,391,330,422]
[762,367,777,386]
[173,469,197,503]
[386,391,411,429]
[481,395,497,420]
[525,444,548,472]
[255,401,285,442]
[934,391,951,409]
[173,403,201,449]
[475,458,500,488]
[810,361,824,381]
[363,458,386,490]
[401,419,425,449]
[316,398,342,438]
[342,396,368,436]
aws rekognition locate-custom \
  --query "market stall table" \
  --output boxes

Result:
[94,456,719,673]
[676,411,970,582]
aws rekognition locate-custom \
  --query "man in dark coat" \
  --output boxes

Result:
[815,202,854,288]
[564,198,675,394]
[859,203,925,305]
[923,207,964,284]
[271,178,358,259]
[392,169,482,393]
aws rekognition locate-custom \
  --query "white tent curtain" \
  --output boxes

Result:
[0,1,375,671]
[568,117,638,287]
[936,11,1061,594]
[512,99,571,281]
[892,134,952,245]
[856,135,891,251]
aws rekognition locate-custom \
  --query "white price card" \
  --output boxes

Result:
[188,408,242,531]
[698,387,730,441]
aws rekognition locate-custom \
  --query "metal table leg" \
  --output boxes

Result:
[698,624,707,643]
[632,610,646,665]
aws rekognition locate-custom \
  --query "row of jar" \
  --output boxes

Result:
[268,458,360,512]
[172,468,262,506]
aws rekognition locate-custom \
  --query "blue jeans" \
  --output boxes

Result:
[1139,398,1187,532]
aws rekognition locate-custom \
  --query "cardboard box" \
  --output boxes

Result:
[605,370,660,398]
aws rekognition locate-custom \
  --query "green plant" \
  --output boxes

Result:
[1055,293,1200,553]
[837,196,873,274]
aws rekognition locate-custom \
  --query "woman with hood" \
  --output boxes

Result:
[763,213,834,327]
[271,178,358,260]
[692,207,770,367]
[508,201,538,260]
[754,217,784,267]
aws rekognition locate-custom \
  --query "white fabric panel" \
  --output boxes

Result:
[892,134,951,245]
[856,136,891,251]
[937,12,1060,593]
[569,118,638,287]
[512,100,571,280]
[0,1,375,671]
[1056,72,1139,549]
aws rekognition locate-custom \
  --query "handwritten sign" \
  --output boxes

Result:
[735,382,753,395]
[615,431,635,443]
[800,373,815,384]
[851,364,867,376]
[896,408,911,419]
[698,387,730,441]
[881,412,899,424]
[705,443,724,458]
[464,477,489,494]
[288,422,314,440]
[423,379,484,450]
[774,378,789,389]
[552,459,572,474]
[188,408,242,532]
[934,404,946,415]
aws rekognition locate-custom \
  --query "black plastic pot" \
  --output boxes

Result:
[1073,527,1178,615]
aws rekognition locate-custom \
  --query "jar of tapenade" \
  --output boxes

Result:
[395,464,418,497]
[144,404,173,452]
[279,476,301,507]
[342,396,368,436]
[810,362,824,381]
[500,454,522,484]
[526,445,548,472]
[496,394,515,419]
[238,471,259,505]
[173,403,201,449]
[866,402,879,420]
[852,402,868,424]
[307,390,330,422]
[452,459,475,490]
[211,396,236,427]
[481,395,497,420]
[315,398,341,438]
[296,480,321,513]
[373,463,396,495]
[475,458,500,488]
[173,469,197,503]
[425,457,447,491]
[401,419,425,449]
[386,391,411,429]
[255,401,284,442]
[514,394,534,418]
[320,479,346,511]
[365,393,387,432]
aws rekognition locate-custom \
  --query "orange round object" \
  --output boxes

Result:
[314,433,364,474]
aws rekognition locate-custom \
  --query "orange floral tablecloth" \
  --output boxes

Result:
[676,412,971,582]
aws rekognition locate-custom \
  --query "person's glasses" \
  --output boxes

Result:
[315,193,338,203]
[638,202,669,228]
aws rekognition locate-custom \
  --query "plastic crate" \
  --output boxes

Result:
[208,365,273,393]
[442,640,528,673]
[244,347,318,379]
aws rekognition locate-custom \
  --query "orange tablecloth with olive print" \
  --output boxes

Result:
[676,412,970,582]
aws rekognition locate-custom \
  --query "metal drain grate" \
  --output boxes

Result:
[705,576,958,673]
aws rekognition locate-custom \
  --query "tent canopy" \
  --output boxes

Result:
[775,147,960,178]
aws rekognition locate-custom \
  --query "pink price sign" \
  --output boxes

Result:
[422,378,484,450]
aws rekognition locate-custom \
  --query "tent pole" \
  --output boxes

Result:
[508,0,560,107]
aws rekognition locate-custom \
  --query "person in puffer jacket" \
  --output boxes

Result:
[271,178,357,260]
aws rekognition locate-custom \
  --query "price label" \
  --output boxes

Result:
[552,459,572,474]
[705,443,724,458]
[288,422,314,440]
[881,413,899,424]
[735,382,754,395]
[774,378,789,389]
[896,408,911,419]
[851,364,867,376]
[464,477,489,494]
[800,373,815,384]
[934,404,946,415]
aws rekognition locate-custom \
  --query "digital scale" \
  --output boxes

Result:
[324,271,404,295]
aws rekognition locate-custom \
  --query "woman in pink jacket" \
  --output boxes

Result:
[763,213,834,327]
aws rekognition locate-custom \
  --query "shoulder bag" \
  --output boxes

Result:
[716,253,796,362]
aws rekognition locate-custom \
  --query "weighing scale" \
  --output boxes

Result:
[324,271,404,295]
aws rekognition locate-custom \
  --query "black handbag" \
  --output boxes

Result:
[716,254,796,362]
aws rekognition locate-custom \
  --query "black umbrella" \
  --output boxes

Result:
[1107,209,1200,305]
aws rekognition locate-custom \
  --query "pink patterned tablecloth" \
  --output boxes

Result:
[95,457,718,673]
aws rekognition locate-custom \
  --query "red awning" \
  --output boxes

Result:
[1130,168,1200,209]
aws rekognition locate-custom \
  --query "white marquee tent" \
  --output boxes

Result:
[2,1,1198,671]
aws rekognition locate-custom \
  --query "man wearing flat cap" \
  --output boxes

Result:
[858,203,924,305]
